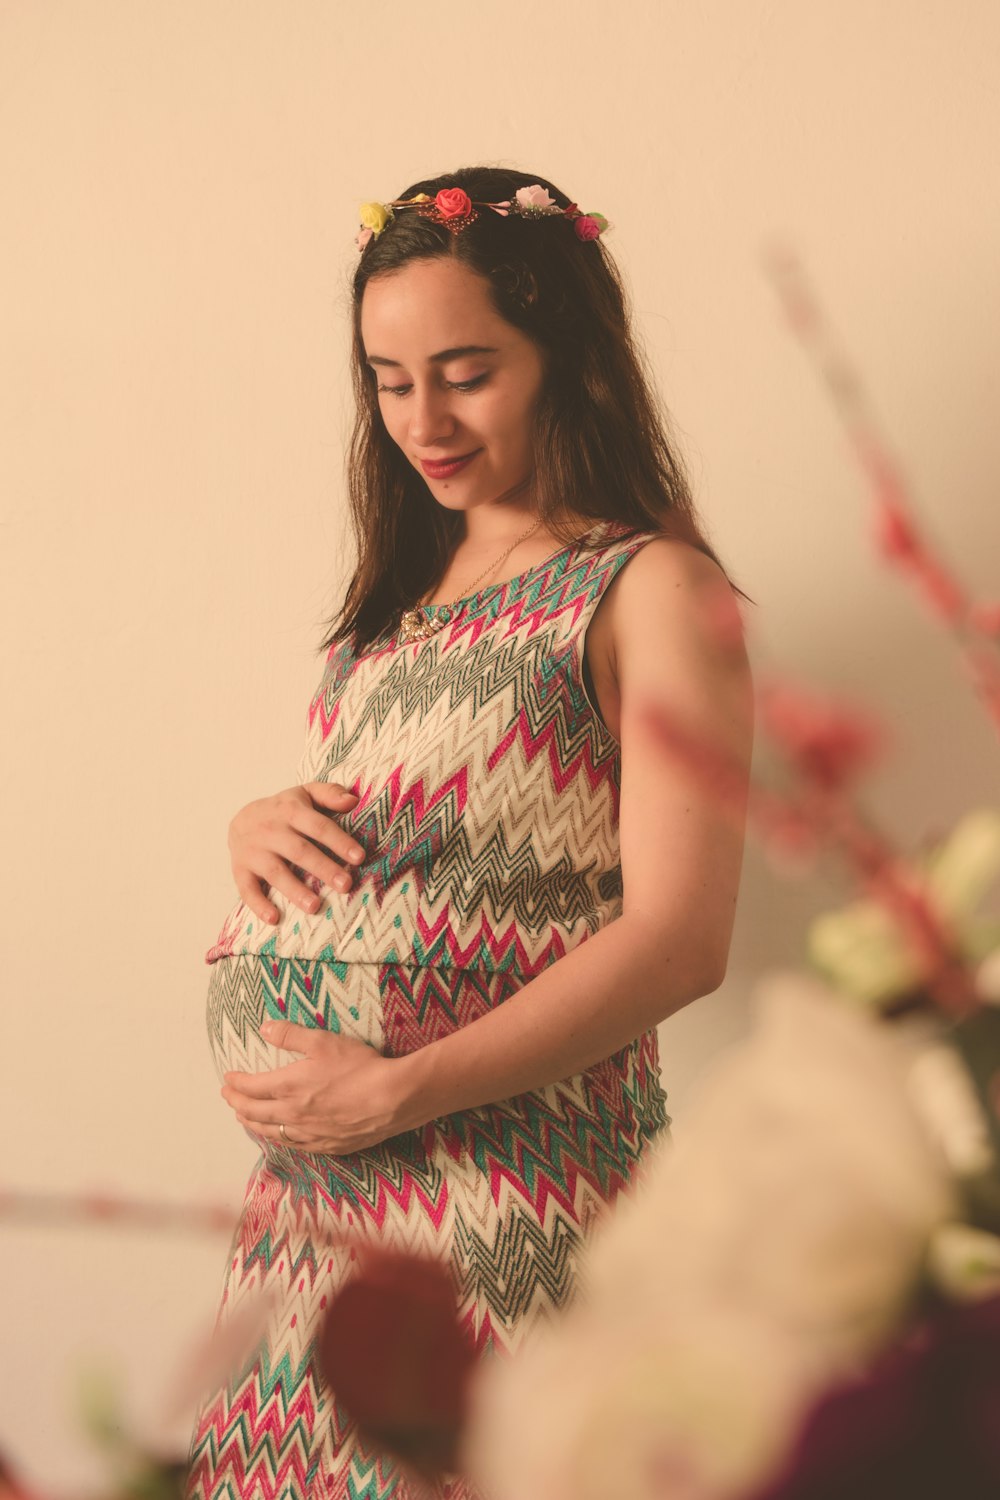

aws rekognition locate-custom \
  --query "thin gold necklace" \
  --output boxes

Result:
[397,518,544,645]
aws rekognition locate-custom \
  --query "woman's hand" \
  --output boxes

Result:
[221,1019,418,1154]
[229,782,366,925]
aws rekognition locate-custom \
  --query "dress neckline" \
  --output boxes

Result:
[419,520,613,614]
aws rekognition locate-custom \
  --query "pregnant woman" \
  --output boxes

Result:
[184,165,755,1500]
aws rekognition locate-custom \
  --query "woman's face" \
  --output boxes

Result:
[359,256,546,518]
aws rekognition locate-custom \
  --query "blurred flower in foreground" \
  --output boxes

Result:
[749,1292,1000,1500]
[926,1221,1000,1304]
[463,972,957,1500]
[807,807,1000,1013]
[316,1247,476,1482]
[77,1363,189,1500]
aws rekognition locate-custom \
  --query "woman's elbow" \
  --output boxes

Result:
[701,958,729,996]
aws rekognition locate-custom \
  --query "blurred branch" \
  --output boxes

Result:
[0,1187,236,1235]
[761,241,1000,737]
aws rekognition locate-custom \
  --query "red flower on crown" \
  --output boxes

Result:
[434,188,473,220]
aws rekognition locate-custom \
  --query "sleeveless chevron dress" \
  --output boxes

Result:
[185,519,672,1500]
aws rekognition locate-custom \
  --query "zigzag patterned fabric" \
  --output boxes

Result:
[186,519,673,1500]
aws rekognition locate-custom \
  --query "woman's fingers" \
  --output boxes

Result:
[305,780,358,806]
[228,782,366,926]
[303,811,366,871]
[270,825,359,901]
[270,786,365,892]
[300,784,365,868]
[235,874,282,926]
[290,829,364,892]
[245,849,330,916]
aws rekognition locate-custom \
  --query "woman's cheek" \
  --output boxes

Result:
[378,404,406,445]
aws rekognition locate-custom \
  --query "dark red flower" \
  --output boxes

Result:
[316,1248,477,1479]
[751,1293,1000,1500]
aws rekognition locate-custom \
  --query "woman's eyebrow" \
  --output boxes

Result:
[365,344,499,369]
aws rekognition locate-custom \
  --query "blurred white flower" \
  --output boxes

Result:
[905,1040,996,1178]
[976,946,1000,1003]
[464,971,958,1500]
[806,807,1000,1010]
[925,1220,1000,1302]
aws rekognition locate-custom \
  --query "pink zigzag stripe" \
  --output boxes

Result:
[361,1173,450,1234]
[487,1154,601,1224]
[190,1383,318,1498]
[427,553,603,651]
[411,903,580,976]
[383,761,470,825]
[487,705,616,796]
[498,592,580,639]
[307,690,341,742]
[299,1160,450,1236]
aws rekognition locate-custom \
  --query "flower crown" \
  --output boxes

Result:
[355,183,610,251]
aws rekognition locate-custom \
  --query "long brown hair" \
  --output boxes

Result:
[321,163,753,655]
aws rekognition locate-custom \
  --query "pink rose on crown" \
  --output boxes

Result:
[434,187,473,219]
[574,215,601,240]
[515,184,557,212]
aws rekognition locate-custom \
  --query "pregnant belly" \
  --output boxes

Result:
[204,954,384,1082]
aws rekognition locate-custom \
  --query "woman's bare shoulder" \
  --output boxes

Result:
[603,536,740,671]
[624,533,728,587]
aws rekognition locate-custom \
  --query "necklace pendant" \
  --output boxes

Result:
[399,606,450,645]
[398,609,424,643]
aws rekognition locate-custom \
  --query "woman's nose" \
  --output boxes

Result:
[408,384,457,446]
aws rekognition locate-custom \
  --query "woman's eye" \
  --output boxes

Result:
[376,374,489,399]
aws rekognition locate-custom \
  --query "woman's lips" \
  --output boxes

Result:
[419,450,479,479]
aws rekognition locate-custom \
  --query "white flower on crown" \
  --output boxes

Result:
[515,184,556,207]
[514,184,560,215]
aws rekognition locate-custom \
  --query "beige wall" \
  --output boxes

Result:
[3,1,999,1489]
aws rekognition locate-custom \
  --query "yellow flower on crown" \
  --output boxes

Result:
[359,201,392,235]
